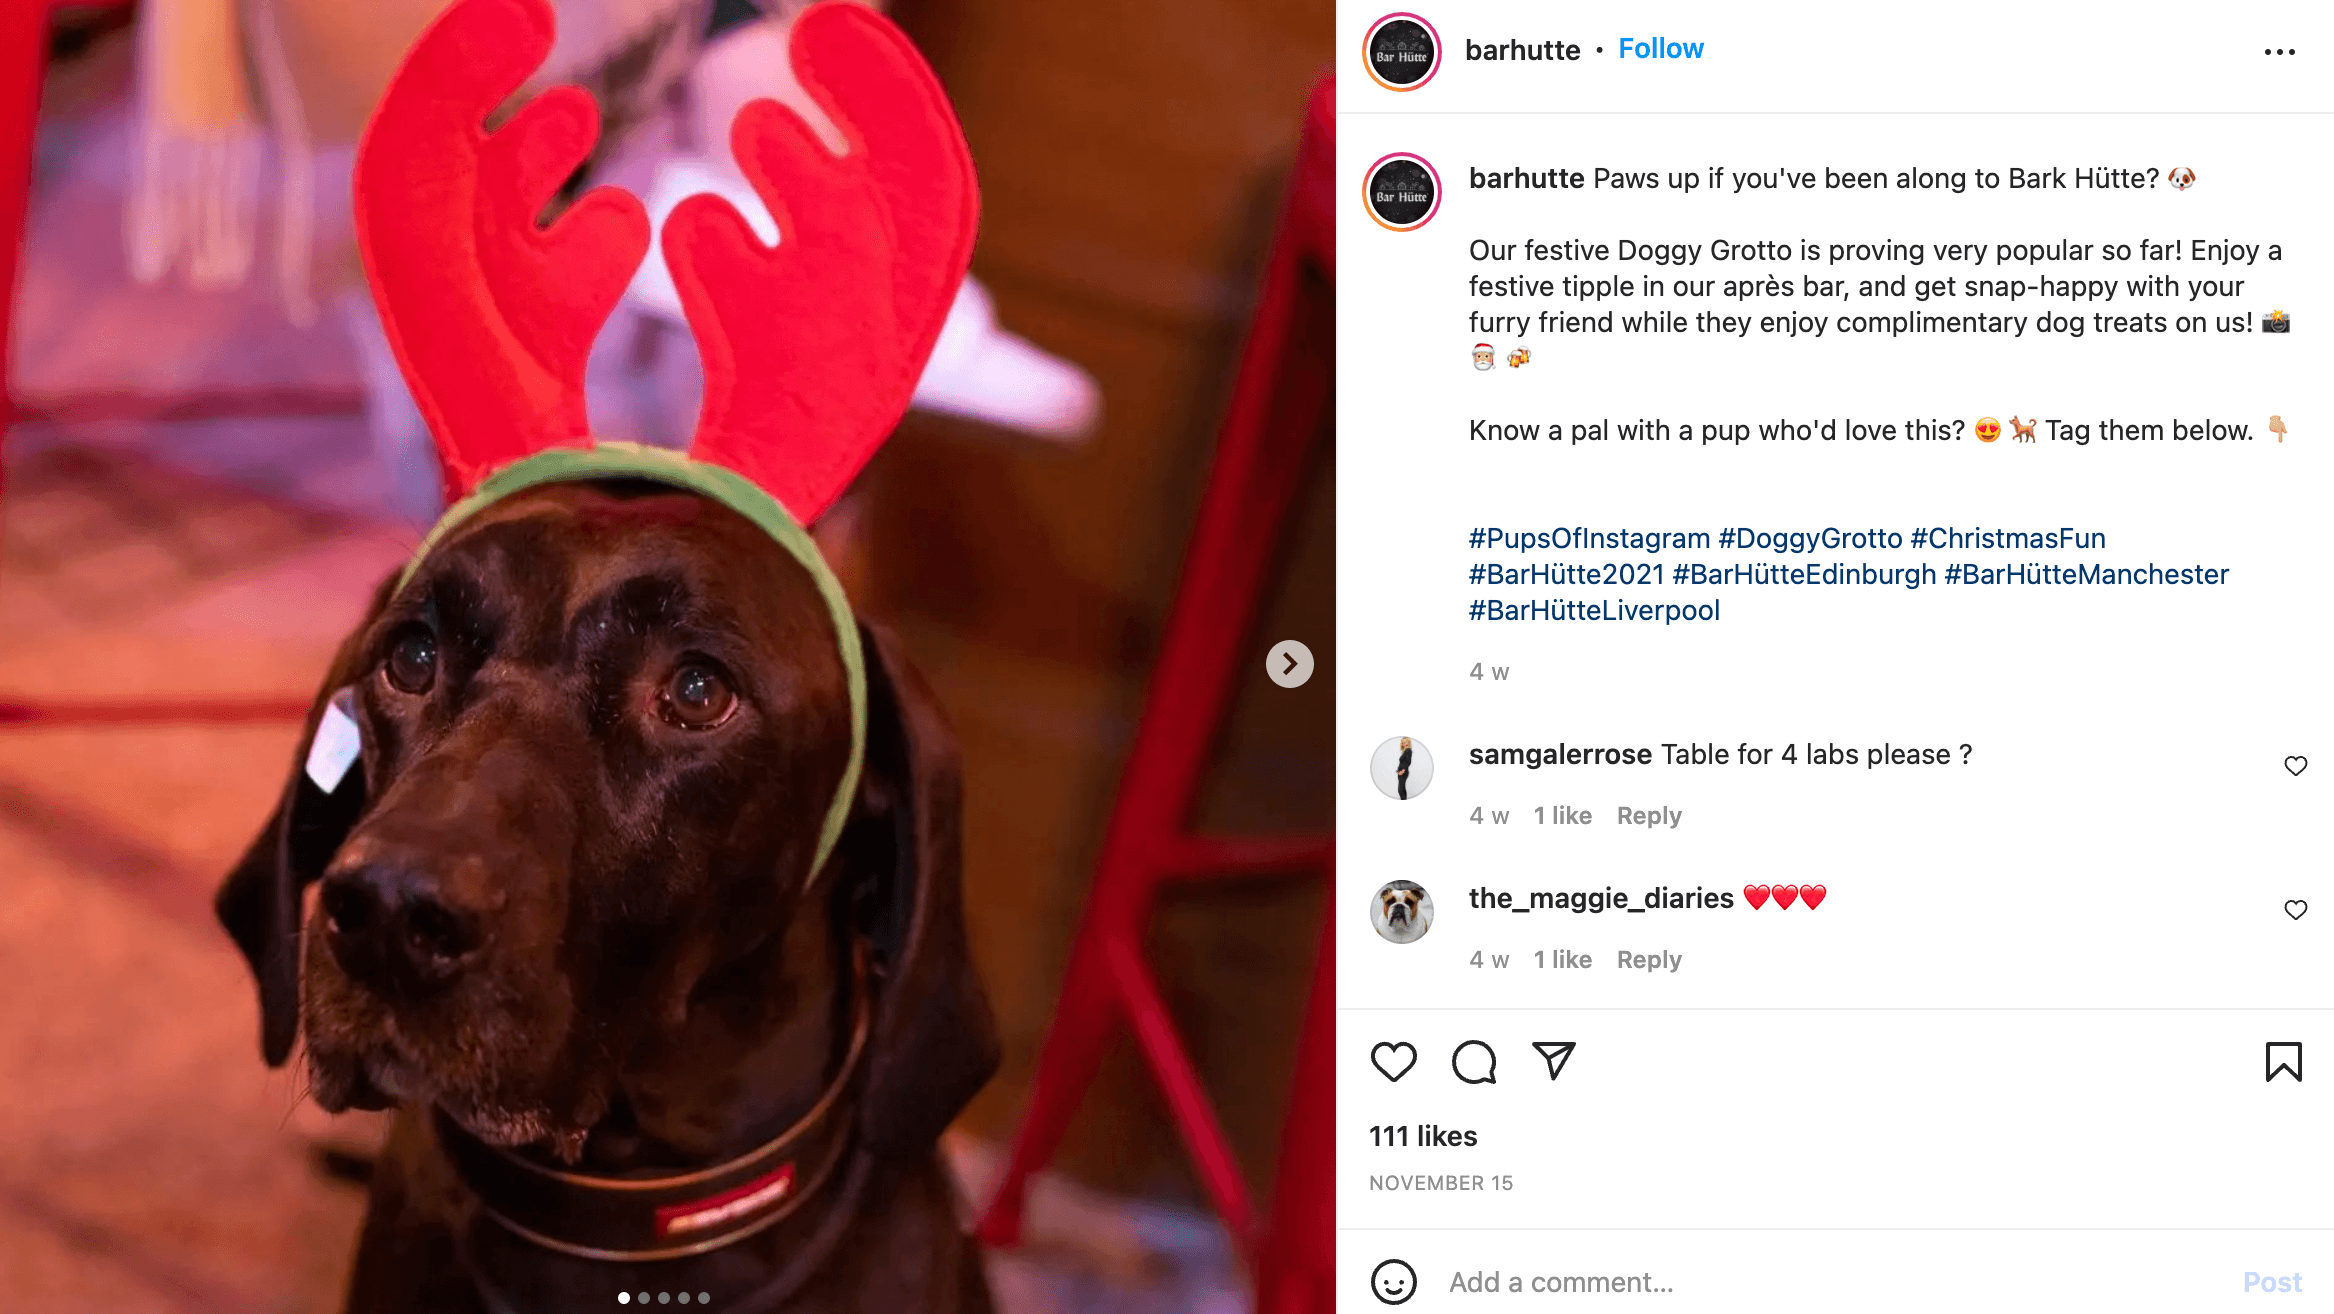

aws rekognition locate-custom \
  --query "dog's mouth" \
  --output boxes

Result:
[307,1034,590,1155]
[1386,902,1412,926]
[305,1044,398,1113]
[306,1038,437,1113]
[300,912,600,1154]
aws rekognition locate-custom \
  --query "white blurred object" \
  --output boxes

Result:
[623,159,778,315]
[912,277,1101,441]
[691,12,847,158]
[623,158,1100,443]
[339,286,444,525]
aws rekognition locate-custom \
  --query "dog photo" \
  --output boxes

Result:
[1371,880,1434,944]
[207,3,999,1308]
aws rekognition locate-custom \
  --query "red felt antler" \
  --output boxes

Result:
[663,3,978,524]
[354,0,650,500]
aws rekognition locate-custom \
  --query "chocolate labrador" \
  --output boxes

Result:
[217,479,997,1312]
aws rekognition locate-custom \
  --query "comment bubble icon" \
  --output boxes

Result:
[1451,1039,1498,1084]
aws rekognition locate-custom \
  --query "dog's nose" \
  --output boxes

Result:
[319,864,482,995]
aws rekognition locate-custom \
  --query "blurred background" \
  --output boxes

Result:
[0,1,1332,1310]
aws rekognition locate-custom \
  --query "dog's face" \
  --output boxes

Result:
[1376,882,1430,943]
[305,481,850,1145]
[219,478,997,1161]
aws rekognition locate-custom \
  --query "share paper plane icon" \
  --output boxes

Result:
[1532,1041,1576,1080]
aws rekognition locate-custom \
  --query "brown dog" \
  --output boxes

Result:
[217,480,998,1311]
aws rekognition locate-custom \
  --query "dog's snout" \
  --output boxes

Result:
[320,864,483,995]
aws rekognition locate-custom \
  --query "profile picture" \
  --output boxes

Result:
[1364,153,1439,231]
[1364,13,1440,91]
[1370,880,1434,943]
[1371,735,1433,800]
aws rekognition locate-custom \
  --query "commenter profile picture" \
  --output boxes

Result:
[1364,153,1440,231]
[1371,735,1433,800]
[1371,880,1433,944]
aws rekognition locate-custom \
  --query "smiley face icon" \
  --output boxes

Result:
[1975,416,2002,443]
[1372,1258,1419,1305]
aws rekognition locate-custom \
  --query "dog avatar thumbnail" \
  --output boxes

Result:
[1371,880,1434,944]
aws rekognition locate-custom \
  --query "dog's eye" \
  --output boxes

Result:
[384,627,438,694]
[659,663,737,730]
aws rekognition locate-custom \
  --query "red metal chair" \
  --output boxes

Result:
[976,76,1336,1314]
[0,4,77,447]
[0,2,318,727]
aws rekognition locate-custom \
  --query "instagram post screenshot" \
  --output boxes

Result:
[1339,3,2326,1311]
[7,0,1338,1310]
[0,0,2317,1312]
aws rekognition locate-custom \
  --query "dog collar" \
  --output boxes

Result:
[439,941,874,1263]
[398,442,867,883]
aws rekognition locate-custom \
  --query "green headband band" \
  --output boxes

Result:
[399,442,867,882]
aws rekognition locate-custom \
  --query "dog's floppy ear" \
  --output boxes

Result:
[215,573,399,1066]
[846,622,998,1157]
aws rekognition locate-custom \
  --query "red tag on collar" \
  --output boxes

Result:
[654,1163,796,1239]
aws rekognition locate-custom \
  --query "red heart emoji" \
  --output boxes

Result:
[1773,885,1799,909]
[1801,884,1827,910]
[1743,885,1770,909]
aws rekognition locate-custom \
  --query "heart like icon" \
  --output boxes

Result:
[2289,900,2309,921]
[1371,1041,1417,1082]
[1744,884,1770,909]
[1801,884,1827,910]
[2286,756,2308,777]
[1773,885,1800,909]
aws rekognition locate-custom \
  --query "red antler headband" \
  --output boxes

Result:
[354,0,976,518]
[352,0,977,877]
